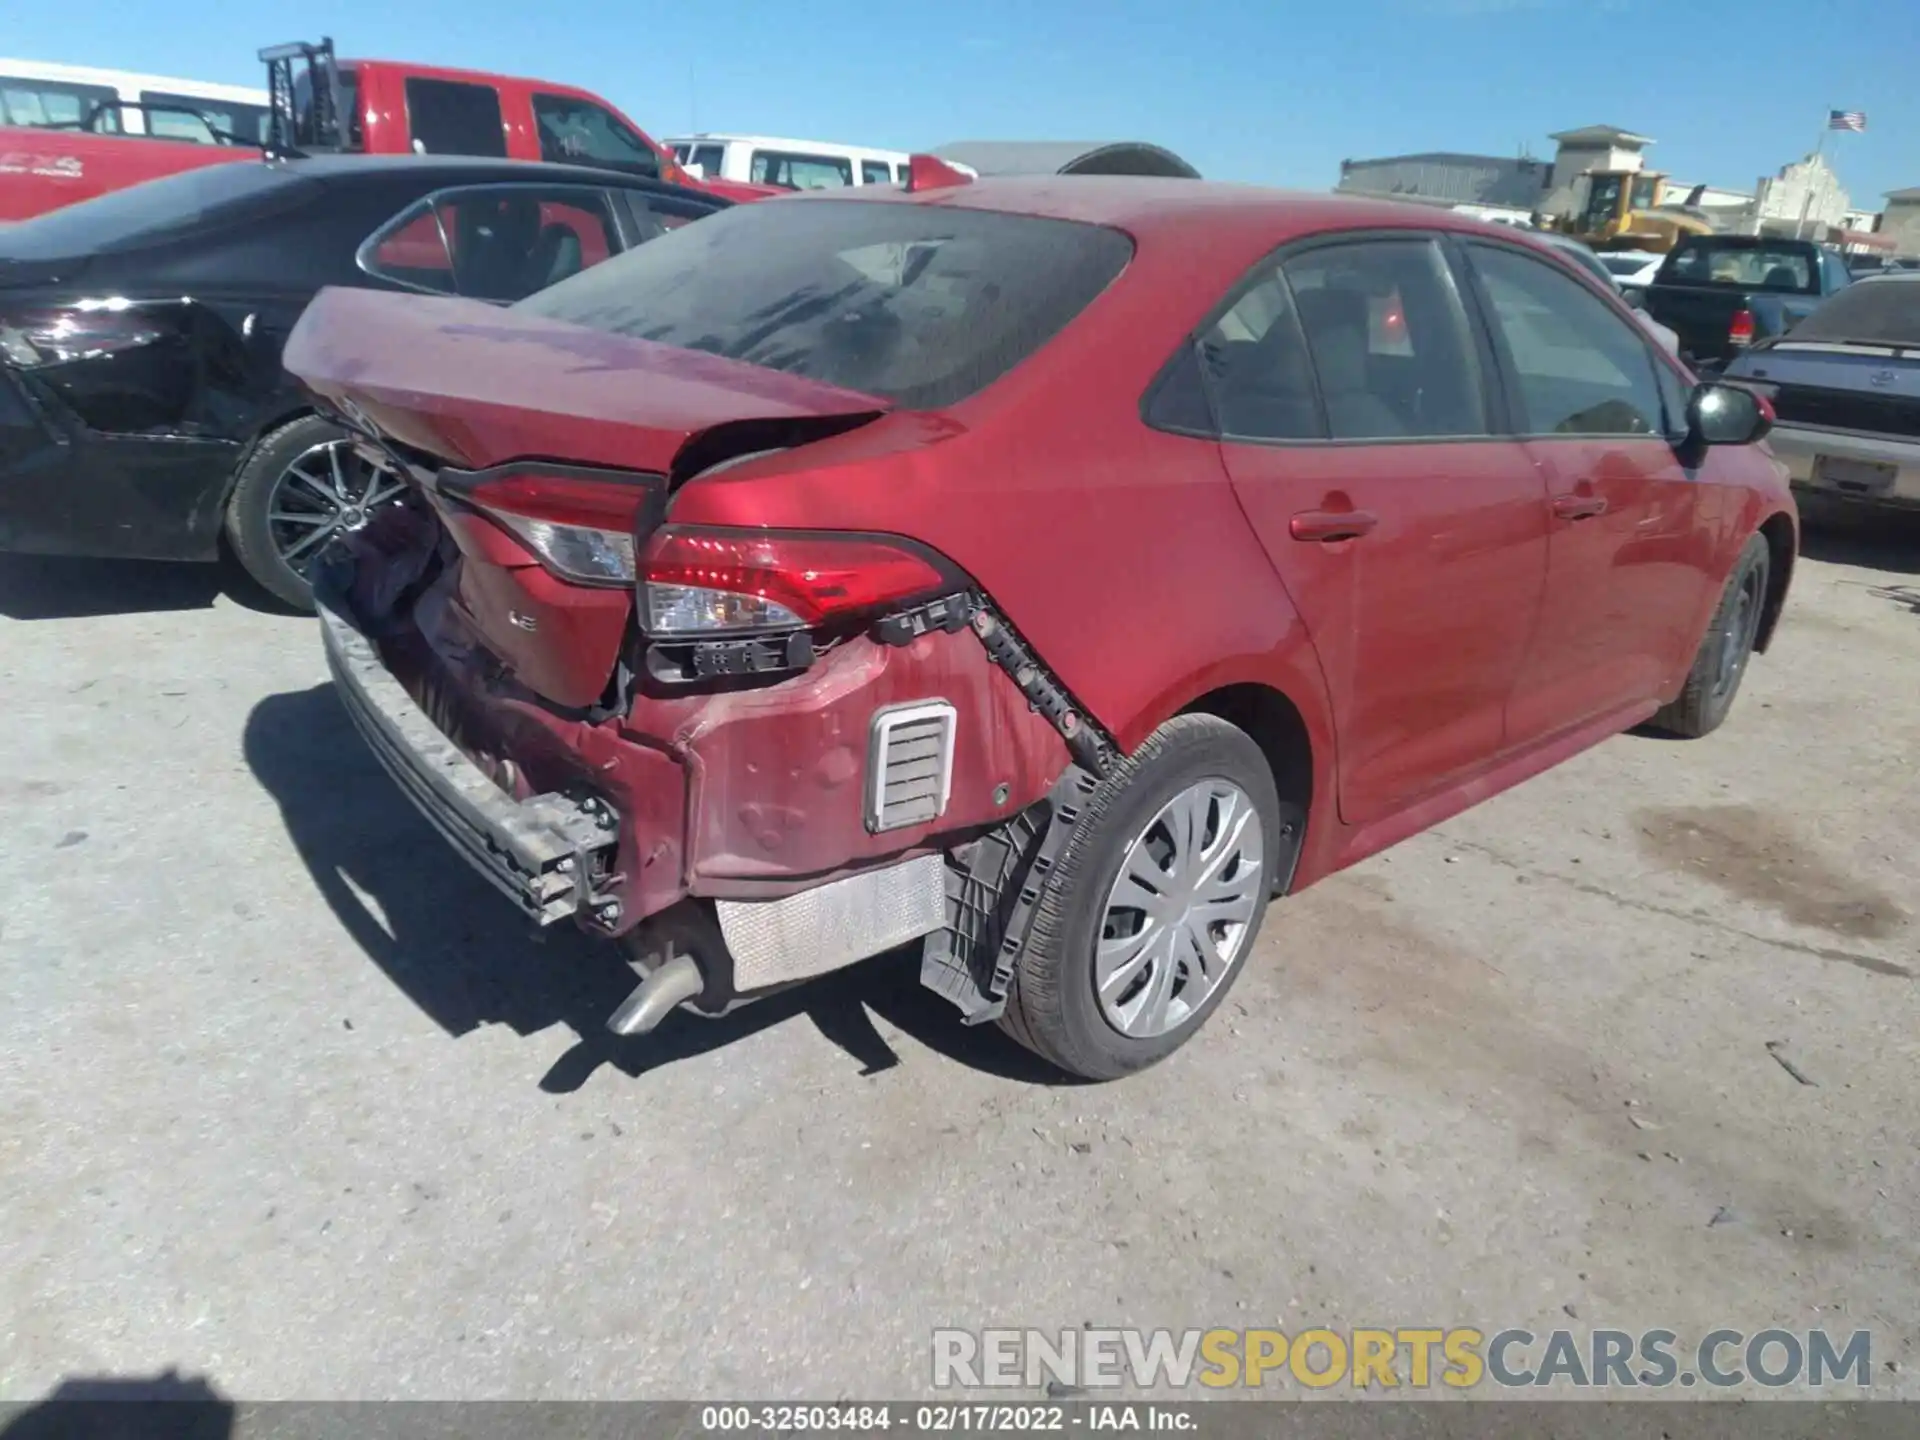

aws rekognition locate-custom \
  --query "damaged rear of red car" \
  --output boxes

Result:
[288,178,1796,1081]
[289,191,1150,1062]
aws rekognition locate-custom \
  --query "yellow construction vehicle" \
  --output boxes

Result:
[1557,169,1716,252]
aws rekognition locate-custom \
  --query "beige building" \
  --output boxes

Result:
[1544,124,1654,196]
[1882,188,1920,256]
[1753,153,1851,232]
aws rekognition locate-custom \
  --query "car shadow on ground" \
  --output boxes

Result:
[0,552,298,621]
[244,684,1075,1093]
[0,1370,232,1440]
[1795,496,1920,578]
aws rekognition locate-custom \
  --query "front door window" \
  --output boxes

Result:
[532,94,662,179]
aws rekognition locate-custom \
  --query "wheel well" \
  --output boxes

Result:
[1180,681,1313,840]
[1754,512,1795,654]
[219,404,317,505]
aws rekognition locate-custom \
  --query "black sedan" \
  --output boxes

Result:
[0,154,725,607]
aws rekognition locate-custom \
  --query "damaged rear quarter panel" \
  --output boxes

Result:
[627,627,1069,892]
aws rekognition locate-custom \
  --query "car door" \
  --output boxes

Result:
[1460,239,1714,745]
[1190,235,1552,826]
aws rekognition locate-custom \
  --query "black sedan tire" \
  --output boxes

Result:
[225,414,405,611]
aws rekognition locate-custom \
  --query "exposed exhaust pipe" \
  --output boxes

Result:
[607,952,705,1036]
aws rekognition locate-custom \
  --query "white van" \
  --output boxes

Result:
[663,133,913,190]
[0,57,271,143]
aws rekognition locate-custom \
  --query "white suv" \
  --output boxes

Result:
[664,134,913,190]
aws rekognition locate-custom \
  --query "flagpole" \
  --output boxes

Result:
[1795,107,1832,240]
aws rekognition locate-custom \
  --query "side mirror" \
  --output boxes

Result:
[1687,382,1772,447]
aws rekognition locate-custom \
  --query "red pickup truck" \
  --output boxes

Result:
[0,38,772,221]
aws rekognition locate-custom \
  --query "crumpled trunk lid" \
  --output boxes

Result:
[285,286,891,708]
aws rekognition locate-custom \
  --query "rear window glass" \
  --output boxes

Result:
[515,199,1134,408]
[0,163,320,258]
[1660,240,1815,292]
[405,77,506,158]
[1777,279,1920,346]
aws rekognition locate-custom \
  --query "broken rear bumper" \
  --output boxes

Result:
[319,596,622,925]
[313,532,1072,1014]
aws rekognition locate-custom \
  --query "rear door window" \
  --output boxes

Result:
[1279,239,1488,440]
[516,199,1133,407]
[531,94,661,178]
[404,78,507,157]
[1164,270,1323,441]
[750,150,853,190]
[361,184,626,301]
[0,76,120,131]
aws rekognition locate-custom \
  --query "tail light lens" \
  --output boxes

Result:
[459,472,652,587]
[640,526,958,636]
[0,301,163,369]
[1728,308,1755,347]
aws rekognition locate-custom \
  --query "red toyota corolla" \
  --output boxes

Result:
[285,169,1795,1081]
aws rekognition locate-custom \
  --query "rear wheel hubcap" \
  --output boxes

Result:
[1095,779,1265,1040]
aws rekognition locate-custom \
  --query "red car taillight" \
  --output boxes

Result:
[1728,308,1755,347]
[460,472,653,587]
[639,526,958,636]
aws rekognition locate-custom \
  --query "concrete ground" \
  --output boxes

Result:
[0,502,1914,1403]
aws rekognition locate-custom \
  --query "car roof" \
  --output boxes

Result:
[816,175,1544,247]
[795,177,1632,290]
[275,152,671,188]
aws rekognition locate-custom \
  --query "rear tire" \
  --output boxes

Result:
[1647,532,1770,739]
[998,714,1282,1081]
[224,414,405,612]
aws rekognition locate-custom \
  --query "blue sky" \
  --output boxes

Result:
[11,0,1917,203]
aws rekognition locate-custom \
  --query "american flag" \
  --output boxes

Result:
[1828,110,1867,132]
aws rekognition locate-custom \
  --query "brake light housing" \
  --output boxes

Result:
[447,465,661,588]
[639,526,963,637]
[1728,308,1755,347]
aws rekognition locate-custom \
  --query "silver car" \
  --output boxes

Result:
[1720,272,1920,511]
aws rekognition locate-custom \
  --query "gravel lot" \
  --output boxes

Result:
[1,503,1915,1402]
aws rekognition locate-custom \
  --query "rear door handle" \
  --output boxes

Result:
[1289,509,1379,543]
[1552,494,1609,520]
